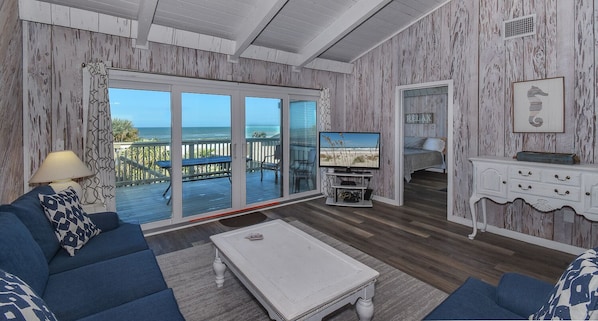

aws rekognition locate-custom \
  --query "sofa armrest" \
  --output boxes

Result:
[88,211,120,231]
[496,272,554,318]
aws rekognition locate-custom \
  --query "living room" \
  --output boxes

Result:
[1,0,597,319]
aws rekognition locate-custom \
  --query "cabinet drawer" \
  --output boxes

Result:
[509,166,540,181]
[510,179,581,202]
[541,169,581,186]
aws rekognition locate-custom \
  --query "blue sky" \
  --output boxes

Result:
[109,88,281,127]
[320,132,380,148]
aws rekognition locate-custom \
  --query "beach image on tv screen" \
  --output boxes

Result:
[319,132,380,169]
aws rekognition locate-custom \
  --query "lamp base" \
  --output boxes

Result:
[50,180,84,200]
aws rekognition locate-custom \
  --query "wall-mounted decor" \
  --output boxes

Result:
[405,113,434,124]
[513,77,564,133]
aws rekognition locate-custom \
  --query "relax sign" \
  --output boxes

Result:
[405,113,434,124]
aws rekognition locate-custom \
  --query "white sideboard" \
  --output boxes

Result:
[469,156,598,239]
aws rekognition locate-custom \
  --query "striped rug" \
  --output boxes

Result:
[156,220,447,321]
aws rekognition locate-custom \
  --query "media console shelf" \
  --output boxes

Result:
[469,156,598,240]
[326,171,373,207]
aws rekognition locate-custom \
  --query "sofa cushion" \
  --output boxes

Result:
[423,277,524,320]
[39,188,101,256]
[0,185,60,262]
[496,272,553,318]
[49,222,149,274]
[0,212,49,296]
[0,269,57,321]
[531,247,598,320]
[43,249,168,321]
[76,289,185,321]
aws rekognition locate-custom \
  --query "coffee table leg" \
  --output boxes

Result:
[355,298,374,321]
[213,249,226,288]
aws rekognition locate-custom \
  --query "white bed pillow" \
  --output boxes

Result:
[423,137,445,153]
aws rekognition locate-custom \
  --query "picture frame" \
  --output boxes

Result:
[512,77,564,133]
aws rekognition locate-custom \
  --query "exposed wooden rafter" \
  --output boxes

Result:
[228,0,288,63]
[134,0,159,49]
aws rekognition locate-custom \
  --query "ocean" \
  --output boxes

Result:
[137,126,280,141]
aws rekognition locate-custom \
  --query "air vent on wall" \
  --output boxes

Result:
[503,14,536,40]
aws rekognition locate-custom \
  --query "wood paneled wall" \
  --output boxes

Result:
[0,0,24,203]
[346,0,598,248]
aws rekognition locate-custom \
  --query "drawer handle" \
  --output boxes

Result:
[518,184,532,190]
[554,189,570,196]
[554,174,571,181]
[502,181,507,184]
[518,170,532,177]
[586,192,591,196]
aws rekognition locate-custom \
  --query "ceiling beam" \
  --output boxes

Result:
[294,0,392,68]
[228,0,288,63]
[134,0,159,49]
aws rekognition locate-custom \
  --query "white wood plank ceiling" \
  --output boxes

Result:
[19,0,449,73]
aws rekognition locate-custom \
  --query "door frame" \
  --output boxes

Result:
[395,80,454,219]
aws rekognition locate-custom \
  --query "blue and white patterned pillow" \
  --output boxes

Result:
[39,187,101,256]
[0,269,57,321]
[531,248,598,320]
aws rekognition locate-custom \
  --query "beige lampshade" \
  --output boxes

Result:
[29,150,94,184]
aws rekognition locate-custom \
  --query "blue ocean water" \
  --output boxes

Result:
[137,126,280,141]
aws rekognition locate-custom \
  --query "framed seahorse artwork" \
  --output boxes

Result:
[512,77,565,133]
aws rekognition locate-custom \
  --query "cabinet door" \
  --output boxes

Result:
[583,174,598,215]
[475,163,508,198]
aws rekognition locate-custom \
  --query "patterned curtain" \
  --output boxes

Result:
[318,88,332,196]
[81,62,116,211]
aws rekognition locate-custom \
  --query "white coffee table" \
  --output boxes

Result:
[210,219,379,321]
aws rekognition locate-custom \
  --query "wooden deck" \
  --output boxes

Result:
[116,170,296,224]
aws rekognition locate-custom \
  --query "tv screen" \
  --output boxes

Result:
[319,132,380,171]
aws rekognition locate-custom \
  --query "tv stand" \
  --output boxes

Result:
[325,172,373,207]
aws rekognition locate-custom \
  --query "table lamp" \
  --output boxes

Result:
[29,150,94,197]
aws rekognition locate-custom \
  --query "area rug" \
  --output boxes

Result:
[218,212,267,227]
[156,220,447,321]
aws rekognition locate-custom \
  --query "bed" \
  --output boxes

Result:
[404,136,446,182]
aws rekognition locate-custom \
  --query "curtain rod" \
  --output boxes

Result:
[82,62,324,91]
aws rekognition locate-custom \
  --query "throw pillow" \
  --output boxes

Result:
[38,187,101,256]
[530,248,598,320]
[423,137,445,153]
[0,269,57,321]
[404,136,427,149]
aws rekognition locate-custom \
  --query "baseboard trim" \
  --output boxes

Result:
[448,215,586,255]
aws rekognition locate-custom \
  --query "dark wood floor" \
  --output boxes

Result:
[145,170,575,294]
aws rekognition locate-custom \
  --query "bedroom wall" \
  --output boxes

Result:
[346,0,598,248]
[19,21,344,200]
[0,0,24,203]
[403,93,448,139]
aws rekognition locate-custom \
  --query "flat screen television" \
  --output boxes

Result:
[319,132,381,172]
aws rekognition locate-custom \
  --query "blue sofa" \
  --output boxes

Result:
[424,247,598,320]
[0,186,185,321]
[423,273,553,320]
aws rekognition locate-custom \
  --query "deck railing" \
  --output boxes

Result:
[114,138,314,187]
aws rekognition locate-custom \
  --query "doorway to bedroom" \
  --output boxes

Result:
[395,80,453,219]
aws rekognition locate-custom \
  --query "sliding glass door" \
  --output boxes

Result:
[245,97,283,205]
[109,88,172,224]
[180,93,232,217]
[109,70,321,229]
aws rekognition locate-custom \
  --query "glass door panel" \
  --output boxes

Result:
[109,88,172,224]
[181,93,232,217]
[245,97,283,204]
[289,100,318,194]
